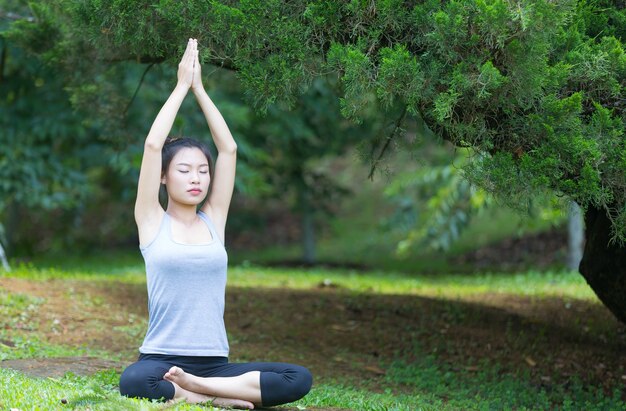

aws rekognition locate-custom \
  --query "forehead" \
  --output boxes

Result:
[171,147,209,164]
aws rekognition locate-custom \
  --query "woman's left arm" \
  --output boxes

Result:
[192,43,237,239]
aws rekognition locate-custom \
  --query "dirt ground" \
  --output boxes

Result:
[1,276,625,397]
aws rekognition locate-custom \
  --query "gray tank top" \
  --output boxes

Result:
[139,211,229,356]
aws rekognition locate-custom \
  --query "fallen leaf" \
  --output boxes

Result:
[364,365,386,375]
[331,322,358,331]
[0,339,15,348]
[465,366,479,372]
[525,356,537,367]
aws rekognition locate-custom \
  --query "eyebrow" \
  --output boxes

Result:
[176,162,209,167]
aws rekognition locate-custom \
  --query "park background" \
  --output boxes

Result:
[0,1,625,410]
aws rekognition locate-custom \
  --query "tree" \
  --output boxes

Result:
[242,77,384,264]
[0,22,96,254]
[3,1,625,323]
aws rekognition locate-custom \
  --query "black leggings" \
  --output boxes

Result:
[119,354,312,407]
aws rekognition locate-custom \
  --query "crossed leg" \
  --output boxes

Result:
[120,356,312,408]
[165,367,261,408]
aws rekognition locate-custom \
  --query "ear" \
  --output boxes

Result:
[161,175,167,185]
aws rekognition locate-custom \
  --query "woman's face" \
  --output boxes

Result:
[162,147,211,205]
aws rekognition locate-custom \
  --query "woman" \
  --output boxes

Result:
[119,38,312,409]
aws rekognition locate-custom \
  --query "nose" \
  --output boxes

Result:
[190,172,200,183]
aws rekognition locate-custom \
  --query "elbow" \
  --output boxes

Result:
[144,140,163,152]
[221,143,237,155]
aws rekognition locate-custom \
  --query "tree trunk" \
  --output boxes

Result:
[579,206,626,325]
[0,240,10,272]
[4,201,18,255]
[567,201,584,271]
[297,188,316,265]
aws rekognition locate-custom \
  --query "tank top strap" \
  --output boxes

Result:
[140,212,170,253]
[197,211,222,245]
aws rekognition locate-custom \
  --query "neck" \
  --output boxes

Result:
[166,202,198,224]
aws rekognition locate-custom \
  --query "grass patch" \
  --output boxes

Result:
[0,368,224,410]
[383,354,625,411]
[227,266,597,300]
[11,251,598,301]
[0,287,124,362]
[2,353,623,411]
[1,259,622,410]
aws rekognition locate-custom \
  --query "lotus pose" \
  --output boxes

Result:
[119,38,312,409]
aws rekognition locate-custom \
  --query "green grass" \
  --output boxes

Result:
[228,266,597,300]
[1,258,621,410]
[380,356,626,411]
[11,252,599,300]
[1,355,623,411]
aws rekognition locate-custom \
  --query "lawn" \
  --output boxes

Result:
[0,255,624,410]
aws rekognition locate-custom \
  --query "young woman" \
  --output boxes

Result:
[119,38,312,409]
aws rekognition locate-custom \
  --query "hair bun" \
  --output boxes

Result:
[164,136,183,145]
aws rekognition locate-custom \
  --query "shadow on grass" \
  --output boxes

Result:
[1,275,624,408]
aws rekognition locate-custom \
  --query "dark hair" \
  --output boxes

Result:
[161,137,214,179]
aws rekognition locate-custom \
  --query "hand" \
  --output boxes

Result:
[191,39,204,92]
[177,38,195,89]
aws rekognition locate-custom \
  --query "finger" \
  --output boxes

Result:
[185,38,194,57]
[181,39,192,64]
[194,40,200,67]
[184,40,194,66]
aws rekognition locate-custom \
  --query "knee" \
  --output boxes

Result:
[119,365,145,398]
[119,363,173,401]
[288,365,313,402]
[261,364,313,406]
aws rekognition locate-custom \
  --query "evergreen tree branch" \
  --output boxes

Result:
[0,38,5,83]
[0,10,35,22]
[368,105,408,181]
[123,62,155,117]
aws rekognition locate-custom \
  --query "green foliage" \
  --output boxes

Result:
[0,40,93,212]
[2,0,625,244]
[385,149,490,254]
[244,76,379,201]
[384,141,568,255]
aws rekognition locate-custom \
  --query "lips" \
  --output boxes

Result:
[188,189,202,195]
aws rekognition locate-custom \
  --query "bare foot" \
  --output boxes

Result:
[164,367,254,409]
[166,390,213,405]
[212,396,255,409]
[164,366,198,390]
[168,393,253,409]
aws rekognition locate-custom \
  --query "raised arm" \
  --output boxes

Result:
[134,39,195,245]
[192,41,237,239]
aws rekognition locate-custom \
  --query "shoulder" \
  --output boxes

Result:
[199,206,226,244]
[137,208,166,249]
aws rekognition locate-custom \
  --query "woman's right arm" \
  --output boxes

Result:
[134,39,195,242]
